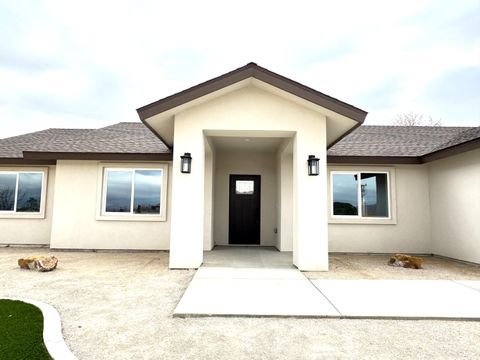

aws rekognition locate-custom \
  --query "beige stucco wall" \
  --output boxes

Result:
[169,84,329,270]
[50,160,171,250]
[429,148,480,264]
[213,150,277,247]
[276,140,293,251]
[0,165,55,245]
[328,164,432,253]
[203,138,215,250]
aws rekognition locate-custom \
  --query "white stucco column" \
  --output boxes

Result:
[203,139,215,250]
[169,122,205,269]
[292,122,329,271]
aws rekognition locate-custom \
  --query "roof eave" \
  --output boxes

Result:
[136,62,368,124]
[22,151,173,162]
[420,137,480,163]
[0,157,56,165]
[327,155,421,164]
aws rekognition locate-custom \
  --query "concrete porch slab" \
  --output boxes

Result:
[311,280,480,319]
[203,246,293,268]
[174,267,340,317]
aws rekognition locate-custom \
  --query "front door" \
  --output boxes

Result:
[229,175,261,245]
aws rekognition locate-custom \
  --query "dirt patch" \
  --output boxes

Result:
[1,248,479,360]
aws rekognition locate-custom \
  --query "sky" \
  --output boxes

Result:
[0,0,479,138]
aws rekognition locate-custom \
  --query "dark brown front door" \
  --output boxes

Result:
[229,175,261,245]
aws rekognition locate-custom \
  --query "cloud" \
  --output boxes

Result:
[0,0,479,138]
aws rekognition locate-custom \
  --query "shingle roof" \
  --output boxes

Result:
[1,122,478,162]
[429,126,480,153]
[327,125,480,157]
[0,122,170,159]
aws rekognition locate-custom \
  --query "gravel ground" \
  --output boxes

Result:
[1,247,479,360]
[306,254,480,280]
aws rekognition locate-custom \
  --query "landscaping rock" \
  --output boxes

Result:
[18,256,58,272]
[388,254,423,269]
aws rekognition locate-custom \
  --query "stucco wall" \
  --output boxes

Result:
[214,150,277,247]
[429,148,480,264]
[50,160,171,250]
[170,84,329,270]
[328,164,431,253]
[203,138,215,250]
[276,140,293,251]
[0,165,55,245]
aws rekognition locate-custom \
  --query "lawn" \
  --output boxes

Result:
[0,299,51,360]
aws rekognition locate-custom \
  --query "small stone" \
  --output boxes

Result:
[18,255,58,272]
[388,254,423,269]
[18,256,42,269]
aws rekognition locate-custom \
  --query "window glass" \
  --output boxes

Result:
[360,173,389,217]
[17,173,43,212]
[105,171,132,212]
[0,173,16,211]
[236,180,254,195]
[133,170,162,214]
[332,174,358,215]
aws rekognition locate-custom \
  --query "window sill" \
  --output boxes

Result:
[329,217,397,225]
[0,213,45,220]
[96,214,166,222]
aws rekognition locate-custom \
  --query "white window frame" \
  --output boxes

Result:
[0,169,47,219]
[97,164,168,222]
[328,167,397,224]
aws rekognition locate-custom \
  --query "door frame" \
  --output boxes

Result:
[228,174,261,245]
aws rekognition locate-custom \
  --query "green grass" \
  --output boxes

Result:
[0,299,52,360]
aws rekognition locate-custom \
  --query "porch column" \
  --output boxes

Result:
[169,125,205,269]
[292,123,329,271]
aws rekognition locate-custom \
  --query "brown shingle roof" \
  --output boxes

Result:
[0,122,169,159]
[1,123,478,163]
[327,125,479,157]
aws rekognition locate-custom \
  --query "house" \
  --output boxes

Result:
[1,63,479,270]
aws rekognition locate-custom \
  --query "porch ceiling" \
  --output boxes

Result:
[209,136,286,153]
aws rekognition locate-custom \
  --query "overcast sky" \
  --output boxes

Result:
[0,0,479,138]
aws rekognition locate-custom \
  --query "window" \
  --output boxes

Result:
[102,168,165,216]
[331,171,390,219]
[235,180,254,195]
[0,171,44,213]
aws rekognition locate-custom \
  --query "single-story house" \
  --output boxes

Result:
[1,63,479,270]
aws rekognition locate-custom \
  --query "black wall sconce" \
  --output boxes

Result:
[180,152,192,173]
[307,155,320,176]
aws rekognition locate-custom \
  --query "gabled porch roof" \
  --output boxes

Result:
[136,62,368,148]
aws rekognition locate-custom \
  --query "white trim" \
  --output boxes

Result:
[3,297,77,360]
[0,169,48,219]
[328,166,397,225]
[96,163,168,222]
[13,172,19,212]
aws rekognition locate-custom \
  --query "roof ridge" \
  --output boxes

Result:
[136,62,368,124]
[0,128,68,141]
[45,127,96,131]
[361,125,474,129]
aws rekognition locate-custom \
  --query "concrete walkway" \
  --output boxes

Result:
[174,267,340,317]
[174,247,480,319]
[311,280,480,319]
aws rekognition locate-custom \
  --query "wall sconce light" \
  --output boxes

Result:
[307,155,319,176]
[180,152,192,173]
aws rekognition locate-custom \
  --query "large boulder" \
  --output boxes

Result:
[18,255,58,272]
[388,254,423,269]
